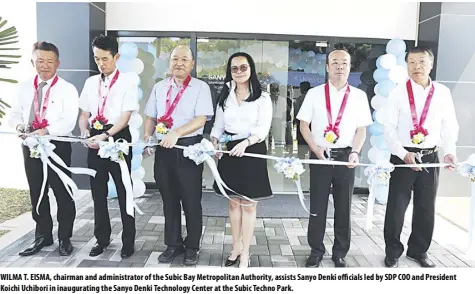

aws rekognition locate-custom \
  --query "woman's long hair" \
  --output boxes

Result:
[217,52,263,110]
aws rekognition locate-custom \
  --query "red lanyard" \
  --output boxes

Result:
[33,75,59,122]
[97,70,120,117]
[325,82,351,135]
[162,75,192,119]
[406,80,435,132]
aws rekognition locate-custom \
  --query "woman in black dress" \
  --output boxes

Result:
[211,52,273,268]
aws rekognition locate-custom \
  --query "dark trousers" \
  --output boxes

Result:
[154,135,204,250]
[384,149,440,259]
[308,149,355,258]
[87,126,135,250]
[22,141,75,241]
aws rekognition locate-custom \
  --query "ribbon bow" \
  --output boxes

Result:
[363,163,395,232]
[183,139,256,205]
[98,137,143,217]
[219,134,234,144]
[23,136,96,215]
[274,157,314,216]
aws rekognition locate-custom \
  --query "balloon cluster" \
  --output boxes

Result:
[288,48,326,74]
[368,38,408,203]
[107,42,146,198]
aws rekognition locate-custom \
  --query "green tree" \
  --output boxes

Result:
[0,16,20,125]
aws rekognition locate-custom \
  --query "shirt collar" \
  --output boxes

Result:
[328,81,349,93]
[101,68,118,82]
[38,74,57,85]
[410,77,432,91]
[170,75,193,88]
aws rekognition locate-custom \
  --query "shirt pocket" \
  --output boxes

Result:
[46,97,64,121]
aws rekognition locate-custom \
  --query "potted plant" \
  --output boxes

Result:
[0,16,20,125]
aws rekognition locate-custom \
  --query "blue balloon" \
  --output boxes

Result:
[373,135,388,150]
[376,56,383,68]
[369,122,384,136]
[107,180,118,198]
[132,140,145,155]
[137,87,143,102]
[373,68,389,83]
[377,80,397,97]
[131,154,142,171]
[386,39,406,56]
[119,42,138,59]
[372,110,378,121]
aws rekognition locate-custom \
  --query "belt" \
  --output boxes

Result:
[325,146,351,160]
[405,146,439,157]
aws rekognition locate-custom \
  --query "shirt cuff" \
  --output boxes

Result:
[443,144,457,158]
[396,147,409,162]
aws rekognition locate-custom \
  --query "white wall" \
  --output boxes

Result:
[106,0,418,40]
[0,3,37,189]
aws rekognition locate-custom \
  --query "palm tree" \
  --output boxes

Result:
[0,16,20,125]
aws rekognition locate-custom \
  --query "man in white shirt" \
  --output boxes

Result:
[9,41,79,257]
[382,46,459,268]
[79,35,139,259]
[297,49,373,267]
[143,45,214,266]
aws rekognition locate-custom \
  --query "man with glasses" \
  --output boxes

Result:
[143,45,214,266]
[382,46,459,268]
[297,49,373,267]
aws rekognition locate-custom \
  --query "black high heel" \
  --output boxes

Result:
[225,253,241,267]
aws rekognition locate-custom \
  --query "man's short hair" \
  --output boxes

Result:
[405,46,434,62]
[92,35,119,56]
[33,41,59,59]
[326,48,351,65]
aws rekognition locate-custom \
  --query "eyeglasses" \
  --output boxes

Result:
[231,64,249,73]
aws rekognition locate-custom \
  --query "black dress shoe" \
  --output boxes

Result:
[158,246,185,263]
[89,241,110,257]
[332,257,348,268]
[407,255,435,268]
[19,237,53,256]
[225,253,240,267]
[305,255,322,268]
[120,247,134,258]
[184,248,199,266]
[59,239,73,256]
[384,257,399,268]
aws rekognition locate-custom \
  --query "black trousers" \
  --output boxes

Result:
[308,149,355,258]
[22,141,75,241]
[384,149,440,259]
[154,135,204,250]
[88,126,135,250]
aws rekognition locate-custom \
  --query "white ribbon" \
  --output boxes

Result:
[22,137,96,215]
[181,139,256,205]
[363,163,395,232]
[274,157,315,216]
[457,154,475,252]
[98,137,144,217]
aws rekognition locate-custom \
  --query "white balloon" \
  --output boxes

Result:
[131,166,145,180]
[375,108,387,124]
[129,72,140,86]
[380,54,397,70]
[130,127,139,143]
[131,58,144,74]
[370,95,386,110]
[368,148,391,163]
[129,113,143,129]
[133,179,146,198]
[388,65,408,84]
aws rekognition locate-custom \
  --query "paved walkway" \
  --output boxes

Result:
[0,190,474,268]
